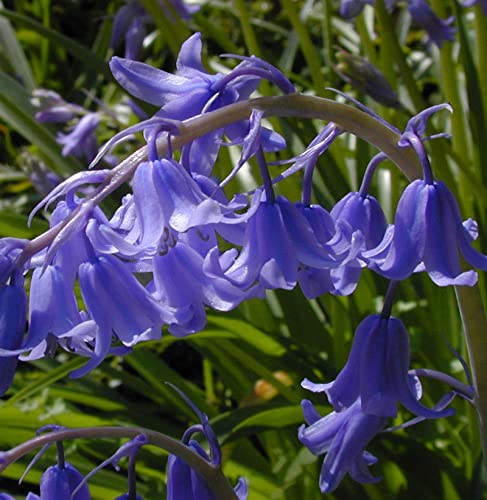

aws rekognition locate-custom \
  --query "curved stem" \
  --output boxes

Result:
[18,93,423,264]
[0,426,238,500]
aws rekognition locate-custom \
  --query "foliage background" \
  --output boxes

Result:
[0,0,486,498]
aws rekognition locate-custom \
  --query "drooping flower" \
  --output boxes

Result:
[298,397,385,493]
[0,272,27,396]
[210,193,338,292]
[110,32,293,175]
[407,0,455,48]
[26,463,90,500]
[57,113,100,162]
[365,179,487,286]
[308,314,455,418]
[111,1,150,60]
[32,89,85,123]
[151,239,257,336]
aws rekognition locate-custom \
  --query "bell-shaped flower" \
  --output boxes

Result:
[131,158,250,251]
[339,0,374,18]
[365,179,487,286]
[0,275,27,396]
[166,386,248,500]
[298,397,385,493]
[331,191,388,254]
[32,89,84,123]
[74,253,170,376]
[110,32,292,175]
[296,203,365,298]
[111,1,150,60]
[57,113,100,162]
[407,0,455,48]
[310,314,455,418]
[216,193,339,291]
[26,463,90,500]
[152,240,255,336]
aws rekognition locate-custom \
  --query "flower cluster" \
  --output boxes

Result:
[0,30,484,497]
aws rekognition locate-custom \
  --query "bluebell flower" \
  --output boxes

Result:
[298,397,385,493]
[310,314,455,418]
[130,158,250,249]
[296,204,364,297]
[365,179,487,285]
[110,32,293,175]
[0,494,15,499]
[74,253,170,376]
[166,387,248,500]
[407,0,455,47]
[57,113,100,162]
[25,462,90,500]
[0,275,27,396]
[210,193,338,291]
[32,89,84,123]
[151,240,257,336]
[111,1,150,60]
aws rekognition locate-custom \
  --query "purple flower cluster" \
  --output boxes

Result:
[0,31,484,497]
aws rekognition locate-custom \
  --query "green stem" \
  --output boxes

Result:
[0,426,238,499]
[455,287,487,471]
[374,0,425,112]
[280,0,326,94]
[430,0,470,165]
[474,5,487,139]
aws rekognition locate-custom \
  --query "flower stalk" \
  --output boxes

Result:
[0,426,239,500]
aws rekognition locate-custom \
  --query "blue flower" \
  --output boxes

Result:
[57,113,100,162]
[310,314,455,418]
[151,240,255,336]
[212,193,338,291]
[339,0,374,18]
[110,32,293,175]
[73,253,170,377]
[407,0,455,47]
[32,89,84,123]
[365,179,487,286]
[26,463,90,500]
[0,275,26,396]
[298,397,385,493]
[111,1,149,60]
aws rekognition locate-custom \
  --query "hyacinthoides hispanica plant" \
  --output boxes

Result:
[1,0,487,498]
[0,29,486,498]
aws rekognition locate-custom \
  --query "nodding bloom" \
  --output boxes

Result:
[25,463,90,500]
[406,0,455,47]
[209,192,339,292]
[32,89,84,123]
[365,179,487,285]
[110,32,293,175]
[111,1,200,60]
[166,386,248,500]
[298,397,386,493]
[0,240,27,396]
[308,313,455,419]
[56,113,100,162]
[111,1,150,60]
